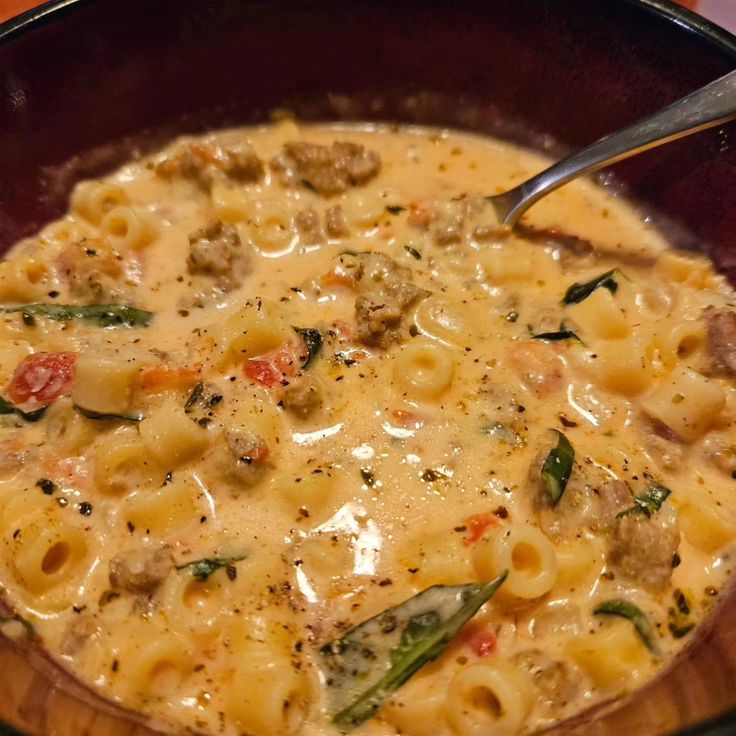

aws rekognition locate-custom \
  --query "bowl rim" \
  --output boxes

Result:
[1,1,736,735]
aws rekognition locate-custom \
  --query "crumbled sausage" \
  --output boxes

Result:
[226,429,271,486]
[325,205,349,237]
[511,649,579,707]
[156,142,264,189]
[187,220,250,291]
[294,208,324,245]
[355,296,404,348]
[609,505,680,591]
[704,308,736,377]
[60,614,100,655]
[56,238,125,304]
[109,548,174,594]
[281,374,323,418]
[271,141,380,196]
[703,434,736,475]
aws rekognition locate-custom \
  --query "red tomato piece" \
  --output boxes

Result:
[466,627,497,657]
[463,512,500,546]
[7,352,77,409]
[243,359,282,388]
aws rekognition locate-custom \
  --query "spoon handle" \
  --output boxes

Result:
[491,68,736,226]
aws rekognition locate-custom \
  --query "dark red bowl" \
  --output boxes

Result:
[1,1,736,735]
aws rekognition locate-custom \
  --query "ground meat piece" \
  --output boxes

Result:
[187,220,250,291]
[640,417,684,470]
[704,308,736,377]
[511,649,579,707]
[271,141,380,196]
[281,374,323,418]
[325,205,349,237]
[59,614,100,655]
[294,208,324,245]
[226,429,271,486]
[56,238,125,304]
[156,142,264,189]
[609,505,680,591]
[533,447,633,538]
[109,548,174,594]
[355,295,404,348]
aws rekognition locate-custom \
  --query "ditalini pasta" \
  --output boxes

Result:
[0,122,735,736]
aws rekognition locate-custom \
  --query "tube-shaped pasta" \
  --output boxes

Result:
[413,295,472,346]
[211,183,253,223]
[248,199,296,253]
[653,319,707,369]
[93,428,162,494]
[0,254,50,301]
[276,467,340,525]
[40,218,87,247]
[641,366,725,441]
[566,287,630,340]
[139,399,210,468]
[122,475,203,538]
[567,619,650,690]
[100,205,157,251]
[71,181,130,225]
[445,660,532,736]
[227,628,310,735]
[220,298,291,362]
[473,524,557,599]
[393,340,456,399]
[340,193,385,227]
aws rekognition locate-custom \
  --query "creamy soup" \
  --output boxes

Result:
[1,122,735,736]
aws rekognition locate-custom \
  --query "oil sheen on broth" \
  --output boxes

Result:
[0,122,735,736]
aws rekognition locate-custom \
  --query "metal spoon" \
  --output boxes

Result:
[488,69,736,228]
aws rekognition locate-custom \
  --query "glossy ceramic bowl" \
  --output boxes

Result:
[1,1,736,734]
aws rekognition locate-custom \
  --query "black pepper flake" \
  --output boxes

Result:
[126,521,135,533]
[407,567,419,574]
[79,501,93,516]
[453,525,467,533]
[494,506,509,519]
[505,310,519,322]
[559,414,578,428]
[226,565,237,581]
[378,578,393,587]
[671,552,682,568]
[12,529,20,539]
[22,312,36,326]
[360,468,375,487]
[72,605,86,614]
[111,659,119,672]
[731,470,736,480]
[36,478,57,495]
[517,405,526,413]
[200,515,207,524]
[47,290,60,299]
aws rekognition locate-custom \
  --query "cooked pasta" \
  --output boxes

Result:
[0,121,734,736]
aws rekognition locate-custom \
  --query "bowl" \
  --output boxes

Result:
[1,1,736,734]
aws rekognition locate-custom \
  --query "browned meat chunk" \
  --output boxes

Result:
[609,506,680,591]
[704,308,736,377]
[533,451,633,538]
[187,220,250,291]
[56,238,125,304]
[226,429,271,486]
[294,208,324,245]
[271,141,380,196]
[156,142,263,189]
[355,296,404,348]
[511,649,579,707]
[109,548,174,594]
[325,205,349,237]
[281,375,323,418]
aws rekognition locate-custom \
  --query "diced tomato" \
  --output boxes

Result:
[463,512,499,546]
[243,359,282,388]
[7,352,76,409]
[243,342,303,388]
[391,409,424,429]
[138,364,201,392]
[465,626,497,657]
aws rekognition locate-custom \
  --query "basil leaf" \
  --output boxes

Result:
[0,303,153,328]
[0,396,47,422]
[74,405,143,423]
[175,554,247,581]
[531,330,581,342]
[293,327,323,368]
[321,572,507,728]
[540,430,574,505]
[562,269,621,305]
[594,599,661,657]
[617,483,671,519]
[184,382,223,427]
